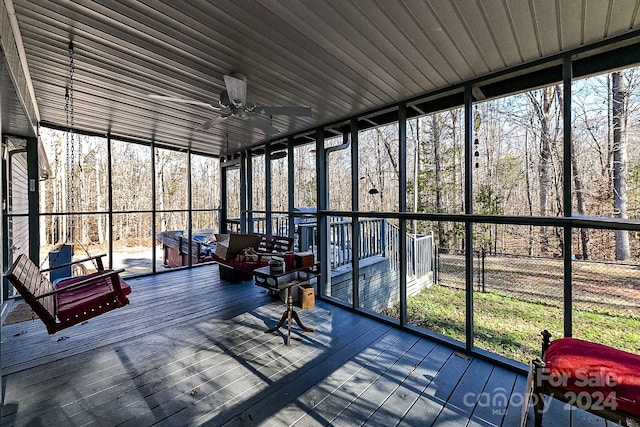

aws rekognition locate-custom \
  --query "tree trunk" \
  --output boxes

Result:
[528,88,554,254]
[572,154,591,260]
[60,141,68,243]
[156,150,167,232]
[96,152,104,244]
[376,127,400,180]
[432,115,442,212]
[611,71,630,260]
[539,88,552,252]
[39,175,47,246]
[524,126,534,256]
[450,110,463,212]
[557,86,591,259]
[79,137,90,246]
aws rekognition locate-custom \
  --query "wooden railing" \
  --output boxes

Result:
[386,223,434,280]
[226,215,291,236]
[225,216,434,283]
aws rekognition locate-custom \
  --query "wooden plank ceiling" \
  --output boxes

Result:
[5,0,640,156]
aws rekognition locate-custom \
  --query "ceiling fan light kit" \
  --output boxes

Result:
[149,73,312,136]
[270,151,287,160]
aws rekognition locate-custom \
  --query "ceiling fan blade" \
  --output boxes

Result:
[248,116,280,136]
[148,94,218,110]
[257,106,312,117]
[223,74,247,107]
[199,116,226,130]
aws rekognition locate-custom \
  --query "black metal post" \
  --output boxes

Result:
[239,150,247,234]
[351,118,360,309]
[288,138,295,239]
[187,148,193,266]
[220,160,228,233]
[563,55,573,338]
[246,149,253,233]
[114,135,122,269]
[398,103,408,326]
[265,144,272,236]
[464,85,474,352]
[482,247,486,293]
[316,129,328,297]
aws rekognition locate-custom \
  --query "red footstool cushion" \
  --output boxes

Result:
[544,337,640,416]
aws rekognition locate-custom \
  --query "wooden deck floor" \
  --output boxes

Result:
[1,264,615,426]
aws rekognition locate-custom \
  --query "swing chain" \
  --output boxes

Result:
[65,42,98,271]
[66,41,76,239]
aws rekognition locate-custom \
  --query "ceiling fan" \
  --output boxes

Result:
[148,73,312,136]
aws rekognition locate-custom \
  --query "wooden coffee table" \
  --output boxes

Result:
[253,263,319,345]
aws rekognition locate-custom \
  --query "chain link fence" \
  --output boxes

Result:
[436,249,640,319]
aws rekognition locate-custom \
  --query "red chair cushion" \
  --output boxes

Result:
[211,254,268,274]
[544,337,640,416]
[55,271,131,324]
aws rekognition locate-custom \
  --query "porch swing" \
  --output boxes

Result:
[4,42,132,334]
[6,253,131,334]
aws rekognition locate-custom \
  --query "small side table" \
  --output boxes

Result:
[253,263,319,345]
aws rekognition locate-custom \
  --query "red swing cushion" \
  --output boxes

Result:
[55,271,131,324]
[544,337,640,416]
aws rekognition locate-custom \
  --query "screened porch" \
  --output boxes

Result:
[2,263,613,427]
[3,1,640,426]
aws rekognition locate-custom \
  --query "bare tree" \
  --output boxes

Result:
[557,86,591,259]
[432,114,442,213]
[527,87,556,254]
[95,147,105,244]
[611,71,630,260]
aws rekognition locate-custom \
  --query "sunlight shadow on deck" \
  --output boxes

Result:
[1,264,601,426]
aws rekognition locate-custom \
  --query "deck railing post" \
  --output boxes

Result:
[381,219,387,258]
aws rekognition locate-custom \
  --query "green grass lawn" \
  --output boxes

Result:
[390,284,640,364]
